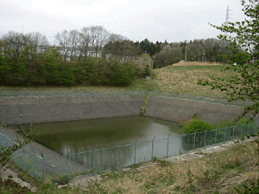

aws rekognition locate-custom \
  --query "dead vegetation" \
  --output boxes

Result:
[172,60,224,66]
[80,136,259,194]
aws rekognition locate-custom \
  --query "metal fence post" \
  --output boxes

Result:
[167,134,171,158]
[241,123,243,138]
[181,133,184,155]
[93,144,98,173]
[205,128,207,147]
[68,148,73,180]
[232,124,235,141]
[31,147,36,179]
[134,138,138,165]
[21,146,24,171]
[224,125,228,143]
[152,135,156,161]
[40,153,44,183]
[248,122,250,135]
[8,136,14,163]
[194,130,197,150]
[215,126,218,145]
[9,87,10,96]
[115,141,120,170]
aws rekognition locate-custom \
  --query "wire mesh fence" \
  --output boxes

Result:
[1,121,258,184]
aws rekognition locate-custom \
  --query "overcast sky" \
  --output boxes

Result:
[0,0,246,45]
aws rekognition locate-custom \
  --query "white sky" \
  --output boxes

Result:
[0,0,246,45]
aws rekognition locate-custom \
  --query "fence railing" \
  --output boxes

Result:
[0,87,253,106]
[0,121,258,184]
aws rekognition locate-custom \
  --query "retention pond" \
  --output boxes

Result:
[14,116,183,171]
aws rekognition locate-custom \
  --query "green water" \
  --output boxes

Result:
[17,116,183,169]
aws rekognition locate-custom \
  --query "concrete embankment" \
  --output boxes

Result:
[0,95,259,125]
[145,96,259,124]
[0,95,144,125]
[1,94,258,125]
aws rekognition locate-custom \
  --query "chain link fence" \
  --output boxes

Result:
[1,121,258,184]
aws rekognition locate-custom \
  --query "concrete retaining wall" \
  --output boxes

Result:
[0,95,258,125]
[145,96,259,124]
[0,96,144,125]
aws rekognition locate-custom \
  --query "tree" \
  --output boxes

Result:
[198,0,259,122]
[153,47,182,68]
[107,33,127,43]
[102,39,140,59]
[68,29,80,62]
[89,26,110,57]
[79,27,91,60]
[54,30,70,64]
[1,31,49,62]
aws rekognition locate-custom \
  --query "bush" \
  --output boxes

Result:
[108,63,135,86]
[0,46,138,87]
[183,119,213,134]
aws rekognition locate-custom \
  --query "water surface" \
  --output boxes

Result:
[18,116,183,170]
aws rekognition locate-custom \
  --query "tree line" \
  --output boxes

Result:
[0,27,151,87]
[0,24,247,87]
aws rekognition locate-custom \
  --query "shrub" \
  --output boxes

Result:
[183,119,213,134]
[0,46,138,87]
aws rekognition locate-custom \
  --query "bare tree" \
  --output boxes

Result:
[68,29,80,61]
[1,31,49,60]
[27,32,49,53]
[54,30,70,64]
[108,33,127,43]
[89,26,110,57]
[1,31,26,59]
[79,27,91,60]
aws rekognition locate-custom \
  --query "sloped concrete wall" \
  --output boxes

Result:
[0,96,144,125]
[1,95,258,125]
[145,96,259,124]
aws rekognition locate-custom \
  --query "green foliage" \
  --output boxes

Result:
[182,118,257,151]
[0,46,139,87]
[235,179,259,194]
[198,0,259,122]
[153,47,182,69]
[183,119,213,134]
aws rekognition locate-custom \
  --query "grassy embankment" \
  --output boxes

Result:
[0,62,236,98]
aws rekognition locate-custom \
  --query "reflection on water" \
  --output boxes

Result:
[18,116,183,170]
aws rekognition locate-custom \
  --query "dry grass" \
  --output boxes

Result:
[148,62,239,98]
[172,60,225,66]
[74,137,259,194]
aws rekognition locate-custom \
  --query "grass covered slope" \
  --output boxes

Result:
[149,64,237,98]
